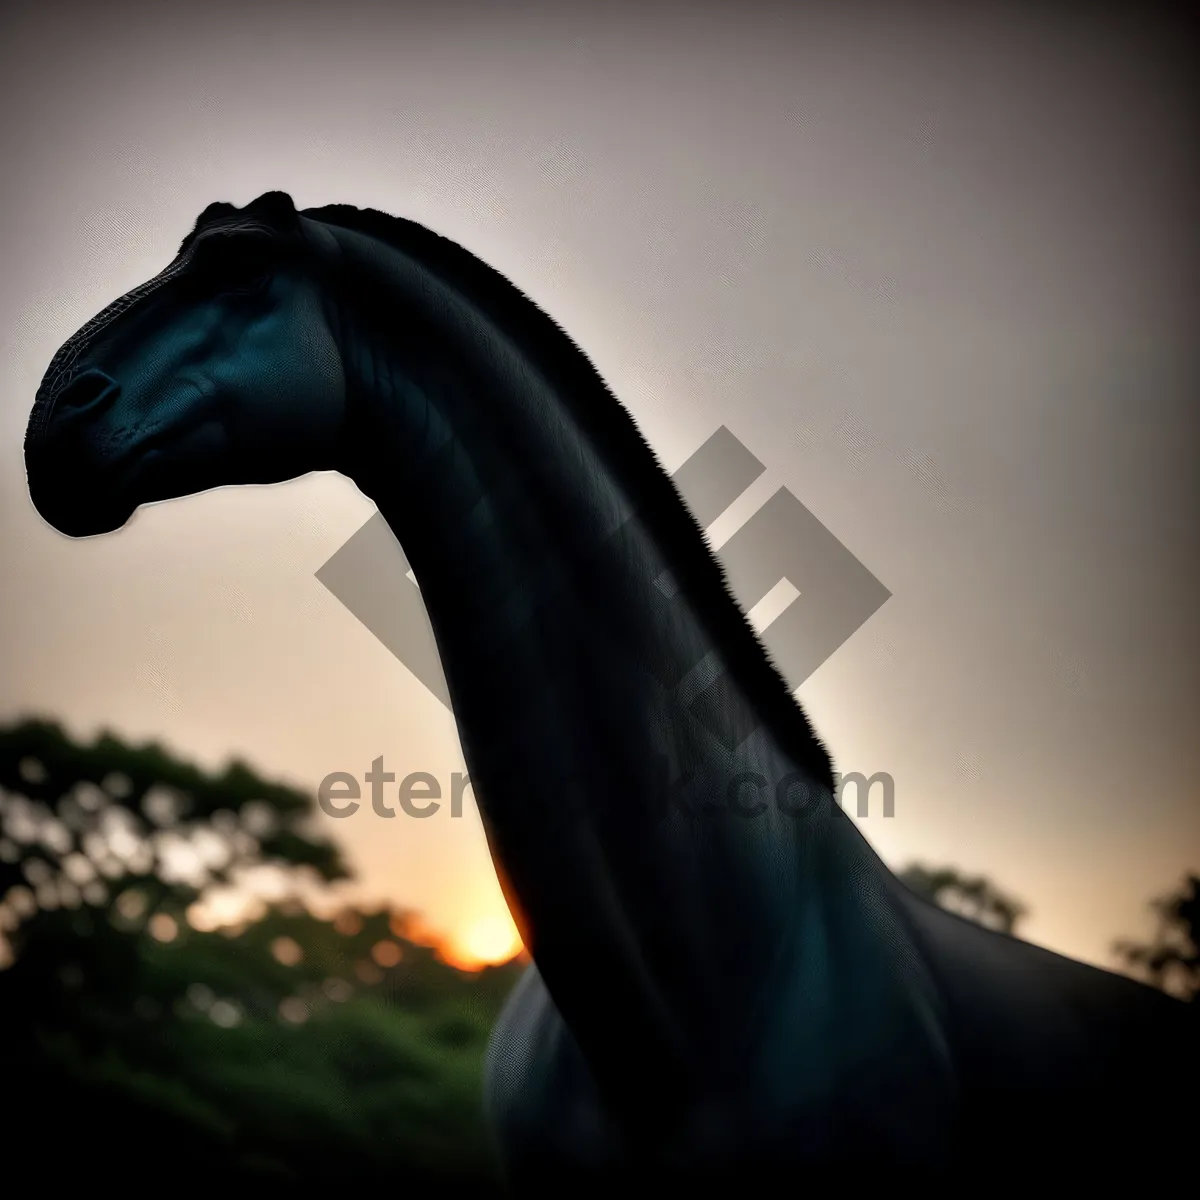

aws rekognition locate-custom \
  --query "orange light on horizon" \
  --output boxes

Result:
[390,910,441,946]
[438,913,525,972]
[181,883,528,973]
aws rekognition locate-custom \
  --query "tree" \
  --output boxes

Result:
[898,862,1028,936]
[0,714,353,1018]
[0,714,350,929]
[0,715,521,1191]
[1113,873,1199,1001]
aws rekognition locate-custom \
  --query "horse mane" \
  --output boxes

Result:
[300,200,835,790]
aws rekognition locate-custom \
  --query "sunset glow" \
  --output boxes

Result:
[183,884,525,973]
[440,913,524,971]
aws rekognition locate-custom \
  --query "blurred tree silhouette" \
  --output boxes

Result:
[898,862,1028,935]
[0,716,521,1192]
[1113,873,1199,1001]
[4,715,1187,1187]
[0,714,349,912]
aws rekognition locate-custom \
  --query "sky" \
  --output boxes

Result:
[0,0,1196,970]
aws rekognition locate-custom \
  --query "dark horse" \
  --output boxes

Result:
[25,191,1196,1189]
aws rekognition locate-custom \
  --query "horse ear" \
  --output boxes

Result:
[179,201,238,252]
[196,201,237,224]
[248,191,299,230]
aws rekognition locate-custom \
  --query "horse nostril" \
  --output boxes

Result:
[55,368,119,413]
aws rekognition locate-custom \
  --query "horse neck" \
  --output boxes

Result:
[326,222,903,1136]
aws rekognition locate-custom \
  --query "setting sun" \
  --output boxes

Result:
[442,913,524,971]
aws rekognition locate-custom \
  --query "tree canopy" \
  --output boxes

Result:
[897,861,1029,936]
[0,715,1191,1189]
[1113,873,1199,1001]
[0,715,521,1190]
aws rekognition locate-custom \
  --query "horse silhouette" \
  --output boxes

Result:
[25,190,1196,1188]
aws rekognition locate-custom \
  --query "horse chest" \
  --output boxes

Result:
[484,967,629,1176]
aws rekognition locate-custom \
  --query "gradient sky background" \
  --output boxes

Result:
[1,0,1196,969]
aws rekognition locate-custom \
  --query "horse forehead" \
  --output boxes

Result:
[215,211,278,232]
[56,220,265,361]
[187,215,276,246]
